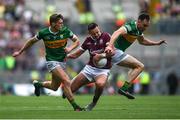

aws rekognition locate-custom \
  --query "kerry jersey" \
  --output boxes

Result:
[114,20,143,51]
[36,26,74,61]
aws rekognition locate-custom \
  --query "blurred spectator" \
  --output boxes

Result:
[140,70,150,94]
[112,4,126,28]
[133,76,141,94]
[4,55,15,71]
[166,71,178,95]
[139,0,150,14]
[75,0,95,34]
[116,73,126,89]
[30,70,40,81]
[0,0,5,18]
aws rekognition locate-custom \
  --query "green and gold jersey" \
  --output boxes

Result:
[36,26,74,61]
[114,20,143,51]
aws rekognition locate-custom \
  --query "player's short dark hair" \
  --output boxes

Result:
[88,23,98,31]
[49,14,64,24]
[138,13,150,21]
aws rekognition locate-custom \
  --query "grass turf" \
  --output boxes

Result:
[0,95,180,119]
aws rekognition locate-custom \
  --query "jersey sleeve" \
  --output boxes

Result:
[105,33,111,42]
[35,31,43,40]
[124,24,133,33]
[66,28,74,38]
[81,38,88,51]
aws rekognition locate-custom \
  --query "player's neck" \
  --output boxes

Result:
[49,26,59,34]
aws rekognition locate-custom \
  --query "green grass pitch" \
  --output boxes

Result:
[0,95,180,119]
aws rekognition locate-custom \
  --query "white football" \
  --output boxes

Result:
[96,58,107,68]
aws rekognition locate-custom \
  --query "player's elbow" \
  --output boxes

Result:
[138,63,144,71]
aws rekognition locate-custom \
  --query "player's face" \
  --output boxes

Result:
[137,19,150,32]
[89,27,101,39]
[52,19,63,31]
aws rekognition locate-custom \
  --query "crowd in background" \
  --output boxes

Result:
[0,0,179,95]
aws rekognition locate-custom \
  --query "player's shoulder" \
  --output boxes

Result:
[38,27,49,34]
[125,20,136,26]
[124,20,136,31]
[85,35,92,42]
[102,32,111,37]
[60,26,71,32]
[101,32,111,41]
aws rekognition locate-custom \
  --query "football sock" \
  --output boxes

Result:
[70,100,80,109]
[121,81,130,91]
[33,80,43,87]
[37,82,43,87]
[92,96,98,104]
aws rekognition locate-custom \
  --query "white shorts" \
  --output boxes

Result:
[80,65,110,82]
[111,49,129,65]
[46,61,66,72]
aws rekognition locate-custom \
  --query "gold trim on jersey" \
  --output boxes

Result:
[122,34,138,43]
[44,39,67,48]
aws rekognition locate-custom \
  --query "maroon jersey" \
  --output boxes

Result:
[81,32,112,69]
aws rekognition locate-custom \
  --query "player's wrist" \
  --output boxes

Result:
[108,44,113,48]
[101,53,106,58]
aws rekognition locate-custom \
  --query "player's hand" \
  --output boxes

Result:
[12,51,21,57]
[106,50,115,57]
[105,45,115,55]
[66,54,72,59]
[64,47,71,54]
[93,53,102,65]
[66,54,76,59]
[158,40,167,45]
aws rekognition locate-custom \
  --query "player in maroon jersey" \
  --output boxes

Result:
[66,23,112,111]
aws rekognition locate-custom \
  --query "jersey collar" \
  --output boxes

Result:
[49,27,59,35]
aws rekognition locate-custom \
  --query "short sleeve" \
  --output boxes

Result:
[106,33,111,41]
[124,24,132,33]
[81,38,88,51]
[35,31,43,40]
[66,28,74,38]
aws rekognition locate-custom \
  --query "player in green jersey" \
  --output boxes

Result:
[12,13,83,111]
[105,13,166,99]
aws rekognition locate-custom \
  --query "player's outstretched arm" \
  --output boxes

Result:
[65,35,80,54]
[105,27,127,53]
[12,37,39,57]
[67,49,84,59]
[137,36,167,46]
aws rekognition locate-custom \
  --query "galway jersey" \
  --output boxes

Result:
[36,26,74,61]
[114,20,143,51]
[80,32,112,69]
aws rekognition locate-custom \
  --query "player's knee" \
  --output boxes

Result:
[96,82,106,88]
[62,79,71,87]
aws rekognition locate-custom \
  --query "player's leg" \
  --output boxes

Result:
[33,73,61,96]
[71,73,90,93]
[85,74,108,111]
[52,67,83,110]
[116,55,144,99]
[117,55,144,85]
[32,61,61,96]
[62,73,91,99]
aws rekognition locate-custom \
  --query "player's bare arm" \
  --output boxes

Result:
[64,35,80,54]
[12,37,39,57]
[137,36,167,46]
[105,27,127,53]
[93,51,113,63]
[67,49,84,59]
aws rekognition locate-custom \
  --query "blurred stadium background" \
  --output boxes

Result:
[0,0,180,97]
